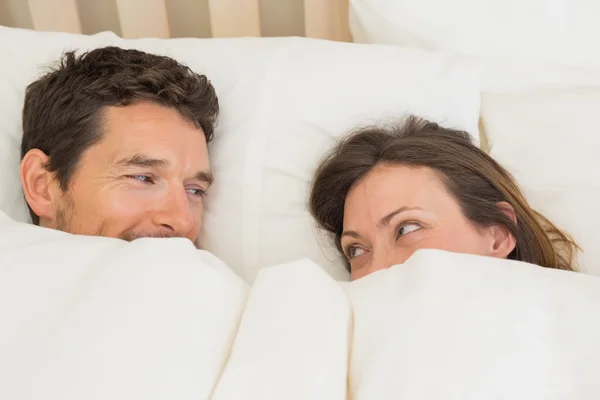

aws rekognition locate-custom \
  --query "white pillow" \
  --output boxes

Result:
[0,211,248,400]
[0,26,483,282]
[480,88,600,276]
[350,0,600,66]
[349,0,600,92]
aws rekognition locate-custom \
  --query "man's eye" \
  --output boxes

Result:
[186,188,207,197]
[128,175,154,184]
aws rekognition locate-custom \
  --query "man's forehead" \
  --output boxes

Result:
[102,103,205,141]
[94,104,209,169]
[103,107,192,139]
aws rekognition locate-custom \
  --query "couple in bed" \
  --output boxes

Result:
[19,47,579,280]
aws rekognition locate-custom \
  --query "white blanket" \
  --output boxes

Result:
[1,213,599,399]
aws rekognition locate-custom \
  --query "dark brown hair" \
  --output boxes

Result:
[309,115,579,272]
[21,46,219,225]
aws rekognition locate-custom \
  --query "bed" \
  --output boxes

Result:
[1,1,600,399]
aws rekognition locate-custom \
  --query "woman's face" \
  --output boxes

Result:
[342,164,514,280]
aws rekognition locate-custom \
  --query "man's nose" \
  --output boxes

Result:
[152,188,195,235]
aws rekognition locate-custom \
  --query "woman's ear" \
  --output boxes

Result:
[488,202,517,258]
[20,149,55,224]
[497,201,517,224]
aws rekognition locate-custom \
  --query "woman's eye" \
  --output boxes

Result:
[128,175,154,184]
[186,188,207,197]
[348,246,366,259]
[396,222,421,239]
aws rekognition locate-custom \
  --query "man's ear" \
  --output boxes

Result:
[487,201,517,258]
[20,149,56,225]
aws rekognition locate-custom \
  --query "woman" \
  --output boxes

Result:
[309,115,579,280]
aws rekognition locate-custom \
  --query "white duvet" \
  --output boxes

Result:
[1,211,599,399]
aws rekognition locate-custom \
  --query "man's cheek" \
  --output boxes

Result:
[105,190,151,216]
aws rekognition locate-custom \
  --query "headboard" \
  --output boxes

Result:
[0,0,352,42]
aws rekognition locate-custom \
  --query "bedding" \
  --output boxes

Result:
[0,212,248,399]
[480,89,600,276]
[3,22,598,398]
[1,212,600,399]
[350,0,600,66]
[346,249,600,398]
[0,26,482,282]
[349,0,600,92]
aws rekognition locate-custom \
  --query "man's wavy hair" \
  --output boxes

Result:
[21,46,219,225]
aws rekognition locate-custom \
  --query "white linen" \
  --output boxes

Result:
[480,89,600,276]
[0,26,483,282]
[350,0,600,67]
[349,0,600,92]
[345,249,600,399]
[211,259,351,400]
[1,213,600,399]
[0,212,249,400]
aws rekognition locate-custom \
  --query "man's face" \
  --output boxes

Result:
[48,101,211,245]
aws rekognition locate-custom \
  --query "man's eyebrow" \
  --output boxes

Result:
[193,171,214,186]
[114,154,213,185]
[114,154,170,169]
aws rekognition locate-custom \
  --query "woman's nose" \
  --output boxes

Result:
[368,249,409,275]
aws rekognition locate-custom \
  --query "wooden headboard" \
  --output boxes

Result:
[0,0,352,42]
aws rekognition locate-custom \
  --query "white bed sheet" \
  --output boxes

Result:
[1,213,599,399]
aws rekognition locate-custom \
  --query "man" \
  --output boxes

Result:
[19,46,219,246]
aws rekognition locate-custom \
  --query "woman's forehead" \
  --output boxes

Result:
[343,165,453,224]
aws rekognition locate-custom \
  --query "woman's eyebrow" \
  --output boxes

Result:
[342,207,424,239]
[377,206,423,228]
[341,230,363,240]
